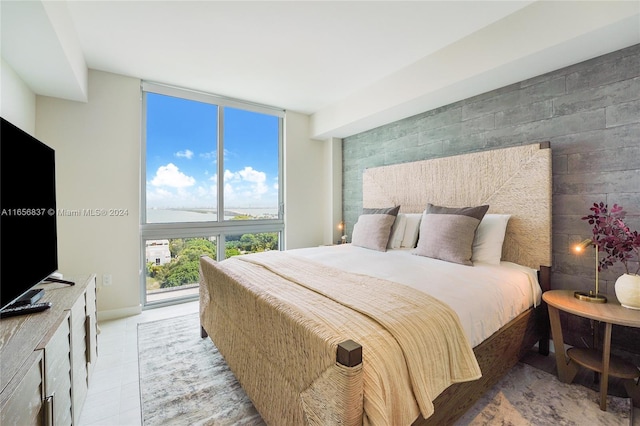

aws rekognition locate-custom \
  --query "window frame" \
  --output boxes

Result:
[140,82,285,308]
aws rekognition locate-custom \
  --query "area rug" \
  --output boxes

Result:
[138,313,632,426]
[138,313,264,425]
[454,363,631,426]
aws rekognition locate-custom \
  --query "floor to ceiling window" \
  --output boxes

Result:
[141,82,284,307]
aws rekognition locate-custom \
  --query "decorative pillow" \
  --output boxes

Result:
[362,206,400,216]
[359,206,400,250]
[414,203,489,265]
[387,213,407,249]
[472,214,511,265]
[351,213,398,251]
[400,213,423,248]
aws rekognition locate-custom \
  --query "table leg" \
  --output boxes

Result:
[599,322,612,411]
[623,379,640,408]
[547,305,579,383]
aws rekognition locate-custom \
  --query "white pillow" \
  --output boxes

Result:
[472,214,511,265]
[387,213,407,249]
[400,213,423,248]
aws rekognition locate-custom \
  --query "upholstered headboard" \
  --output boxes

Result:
[362,143,552,270]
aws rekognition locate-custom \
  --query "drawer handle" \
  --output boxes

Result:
[44,393,54,426]
[85,315,93,364]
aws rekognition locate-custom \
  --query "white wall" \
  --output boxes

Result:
[1,59,37,133]
[283,111,327,249]
[323,137,343,245]
[36,70,142,319]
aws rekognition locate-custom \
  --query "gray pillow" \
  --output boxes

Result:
[362,205,400,217]
[351,209,398,252]
[414,203,489,265]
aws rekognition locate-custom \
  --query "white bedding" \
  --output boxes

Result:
[289,244,542,347]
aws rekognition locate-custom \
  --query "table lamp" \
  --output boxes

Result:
[338,220,347,244]
[573,238,607,303]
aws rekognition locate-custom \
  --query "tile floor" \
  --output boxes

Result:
[78,300,199,426]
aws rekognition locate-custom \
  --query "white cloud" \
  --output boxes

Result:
[253,182,268,195]
[224,167,268,197]
[225,167,266,184]
[146,187,193,207]
[175,149,194,159]
[146,187,172,202]
[150,163,195,188]
[147,165,276,210]
[238,166,266,184]
[200,151,216,160]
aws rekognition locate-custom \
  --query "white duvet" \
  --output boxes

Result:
[289,244,542,347]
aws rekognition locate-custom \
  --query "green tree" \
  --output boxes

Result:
[169,239,185,257]
[146,262,162,278]
[161,260,200,288]
[235,233,278,253]
[158,238,217,288]
[153,234,279,289]
[239,234,259,252]
[232,214,253,220]
[258,233,278,251]
[225,247,241,258]
[180,238,216,261]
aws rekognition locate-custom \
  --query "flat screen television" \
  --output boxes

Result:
[1,117,59,311]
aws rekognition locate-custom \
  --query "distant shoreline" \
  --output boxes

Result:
[146,207,278,222]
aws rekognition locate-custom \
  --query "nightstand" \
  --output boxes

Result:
[543,289,640,410]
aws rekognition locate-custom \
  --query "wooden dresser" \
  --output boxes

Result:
[0,274,98,425]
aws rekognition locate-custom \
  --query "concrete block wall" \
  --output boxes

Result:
[343,44,640,353]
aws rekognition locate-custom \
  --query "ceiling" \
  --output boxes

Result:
[2,1,639,139]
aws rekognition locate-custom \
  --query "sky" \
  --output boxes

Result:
[145,93,279,211]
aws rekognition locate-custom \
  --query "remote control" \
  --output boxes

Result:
[0,302,52,319]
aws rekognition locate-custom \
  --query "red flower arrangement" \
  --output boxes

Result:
[582,202,640,275]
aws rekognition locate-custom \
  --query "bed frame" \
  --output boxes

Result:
[201,142,552,425]
[421,269,550,424]
[330,267,550,426]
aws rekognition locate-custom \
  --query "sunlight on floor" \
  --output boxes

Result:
[78,300,199,426]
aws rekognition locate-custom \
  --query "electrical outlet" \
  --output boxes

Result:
[103,274,112,286]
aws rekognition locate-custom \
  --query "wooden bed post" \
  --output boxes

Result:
[537,265,551,356]
[337,340,363,367]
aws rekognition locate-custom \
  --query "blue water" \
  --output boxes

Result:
[146,208,278,223]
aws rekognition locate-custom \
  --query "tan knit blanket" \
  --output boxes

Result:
[200,251,481,425]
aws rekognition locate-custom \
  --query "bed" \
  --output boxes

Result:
[199,143,552,425]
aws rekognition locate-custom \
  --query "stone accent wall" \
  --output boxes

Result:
[343,44,640,354]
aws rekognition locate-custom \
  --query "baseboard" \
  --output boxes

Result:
[97,305,142,321]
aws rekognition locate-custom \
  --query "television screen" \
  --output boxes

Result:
[0,117,58,310]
